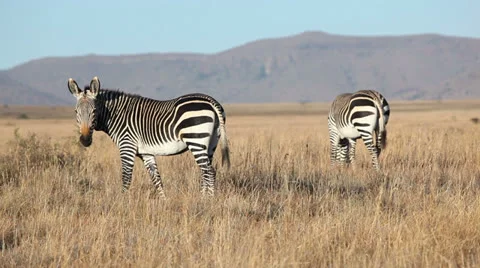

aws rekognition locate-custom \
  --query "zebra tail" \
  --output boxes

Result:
[381,129,387,149]
[210,101,231,169]
[220,123,231,169]
[374,99,387,149]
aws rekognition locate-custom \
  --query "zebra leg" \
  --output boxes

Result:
[119,146,137,192]
[200,161,216,196]
[204,141,219,195]
[338,138,349,166]
[348,138,357,168]
[329,135,340,167]
[328,121,338,167]
[138,154,166,198]
[330,144,338,167]
[361,135,380,171]
[186,144,217,196]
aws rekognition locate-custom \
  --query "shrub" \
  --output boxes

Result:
[17,113,29,119]
[0,129,86,187]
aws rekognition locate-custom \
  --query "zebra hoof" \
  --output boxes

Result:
[149,191,166,200]
[201,189,215,198]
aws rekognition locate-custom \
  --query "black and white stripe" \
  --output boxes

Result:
[327,89,390,170]
[68,76,230,197]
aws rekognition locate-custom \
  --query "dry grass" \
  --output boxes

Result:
[0,101,480,267]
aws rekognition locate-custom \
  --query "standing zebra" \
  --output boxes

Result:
[328,89,390,170]
[68,76,230,197]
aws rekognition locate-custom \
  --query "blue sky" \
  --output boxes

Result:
[0,0,478,70]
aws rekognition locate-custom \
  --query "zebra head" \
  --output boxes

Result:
[67,77,100,147]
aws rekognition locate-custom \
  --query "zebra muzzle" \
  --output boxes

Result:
[79,134,92,147]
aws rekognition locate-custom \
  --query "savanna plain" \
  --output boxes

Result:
[0,100,480,267]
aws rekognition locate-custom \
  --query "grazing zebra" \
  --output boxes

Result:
[328,89,390,170]
[67,76,230,197]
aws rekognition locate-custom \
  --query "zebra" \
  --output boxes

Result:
[328,89,390,170]
[67,76,230,197]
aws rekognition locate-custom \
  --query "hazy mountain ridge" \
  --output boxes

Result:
[2,31,480,105]
[0,71,70,105]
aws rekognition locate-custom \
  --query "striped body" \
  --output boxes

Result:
[68,77,230,197]
[328,90,390,170]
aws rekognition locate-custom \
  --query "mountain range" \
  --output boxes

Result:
[2,31,480,105]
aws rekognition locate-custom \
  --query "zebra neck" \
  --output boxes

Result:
[94,92,128,136]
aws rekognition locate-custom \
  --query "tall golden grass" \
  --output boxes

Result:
[0,101,480,267]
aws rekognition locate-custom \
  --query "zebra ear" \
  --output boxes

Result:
[68,78,82,98]
[89,76,100,97]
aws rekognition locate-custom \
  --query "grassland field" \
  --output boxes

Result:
[0,100,480,267]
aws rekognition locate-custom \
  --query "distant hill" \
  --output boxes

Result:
[0,71,70,105]
[2,31,480,105]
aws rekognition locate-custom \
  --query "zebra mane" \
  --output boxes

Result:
[83,85,143,100]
